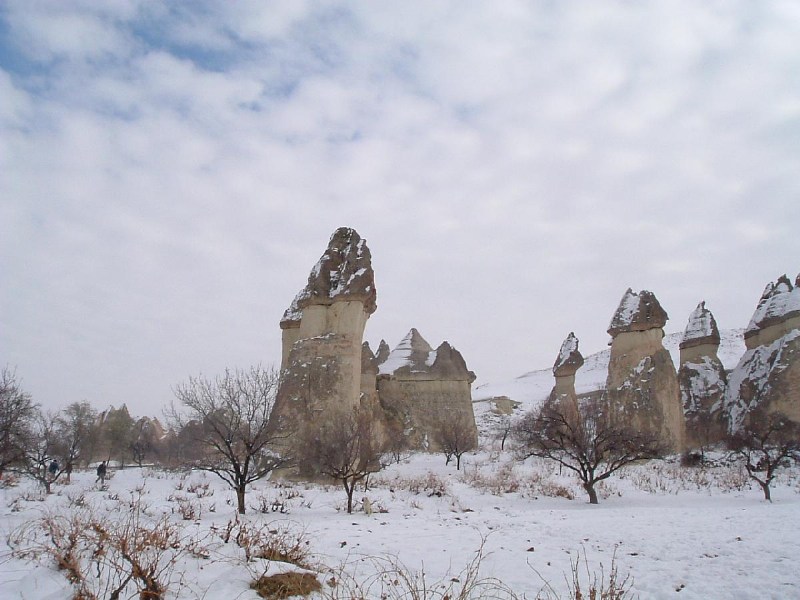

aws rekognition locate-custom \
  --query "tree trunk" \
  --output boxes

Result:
[760,481,771,502]
[584,482,598,504]
[456,454,462,470]
[236,486,246,514]
[344,479,354,514]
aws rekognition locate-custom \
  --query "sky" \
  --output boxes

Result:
[1,1,799,418]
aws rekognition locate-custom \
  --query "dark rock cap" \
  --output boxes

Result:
[680,301,721,350]
[745,273,800,336]
[375,339,391,365]
[361,342,378,376]
[553,332,584,377]
[379,329,475,382]
[281,227,377,327]
[607,288,668,337]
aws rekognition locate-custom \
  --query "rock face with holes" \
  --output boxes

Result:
[605,289,685,451]
[725,273,800,430]
[549,332,584,407]
[271,227,377,433]
[678,301,728,448]
[375,328,478,451]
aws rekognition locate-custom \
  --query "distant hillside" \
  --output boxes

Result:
[473,329,746,415]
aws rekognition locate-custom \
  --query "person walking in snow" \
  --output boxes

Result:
[48,460,59,477]
[96,461,107,485]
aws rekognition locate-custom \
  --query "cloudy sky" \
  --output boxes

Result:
[1,1,798,417]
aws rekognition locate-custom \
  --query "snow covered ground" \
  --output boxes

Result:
[1,451,798,600]
[3,329,794,600]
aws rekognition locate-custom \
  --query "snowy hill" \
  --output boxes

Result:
[473,329,746,416]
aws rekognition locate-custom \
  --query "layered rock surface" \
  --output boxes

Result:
[377,329,478,451]
[550,332,584,407]
[605,289,685,451]
[271,228,376,434]
[678,302,727,448]
[726,273,800,430]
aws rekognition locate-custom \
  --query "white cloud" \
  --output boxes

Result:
[1,0,798,416]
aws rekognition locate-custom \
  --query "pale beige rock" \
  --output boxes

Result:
[549,332,584,409]
[271,228,376,438]
[678,302,727,449]
[605,290,685,452]
[377,329,478,451]
[727,273,800,430]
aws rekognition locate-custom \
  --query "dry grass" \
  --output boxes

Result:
[251,571,322,599]
[534,548,634,600]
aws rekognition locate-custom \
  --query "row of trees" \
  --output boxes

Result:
[510,396,800,504]
[4,363,798,515]
[0,367,170,491]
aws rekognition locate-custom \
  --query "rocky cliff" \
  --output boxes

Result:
[605,289,685,451]
[678,302,728,448]
[271,228,377,435]
[377,329,478,451]
[726,273,800,430]
[549,332,584,407]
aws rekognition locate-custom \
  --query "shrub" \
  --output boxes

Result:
[252,571,322,599]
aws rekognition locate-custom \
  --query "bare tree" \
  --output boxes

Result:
[513,400,664,504]
[297,407,383,514]
[55,401,98,481]
[432,414,477,470]
[727,412,800,502]
[170,366,288,514]
[18,409,66,494]
[0,366,37,477]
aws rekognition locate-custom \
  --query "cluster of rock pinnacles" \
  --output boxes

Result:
[271,227,798,458]
[552,277,800,451]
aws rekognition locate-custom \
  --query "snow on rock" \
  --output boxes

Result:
[379,329,475,382]
[553,332,584,377]
[474,330,746,426]
[378,328,433,375]
[607,288,668,337]
[725,328,800,430]
[281,227,376,326]
[745,273,800,335]
[680,301,721,349]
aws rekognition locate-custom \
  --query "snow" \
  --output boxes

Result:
[725,328,800,429]
[475,329,746,413]
[608,288,640,330]
[746,276,800,333]
[2,456,798,600]
[378,330,434,375]
[554,332,579,370]
[682,301,717,343]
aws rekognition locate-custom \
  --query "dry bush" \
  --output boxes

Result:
[322,540,518,600]
[9,498,207,600]
[460,461,521,496]
[186,480,213,498]
[377,472,449,497]
[212,517,311,567]
[620,461,751,495]
[534,547,633,600]
[520,471,576,501]
[252,571,322,599]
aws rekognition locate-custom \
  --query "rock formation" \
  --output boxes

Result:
[271,228,376,433]
[726,273,800,430]
[605,289,685,451]
[377,329,478,451]
[550,332,584,407]
[678,302,728,449]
